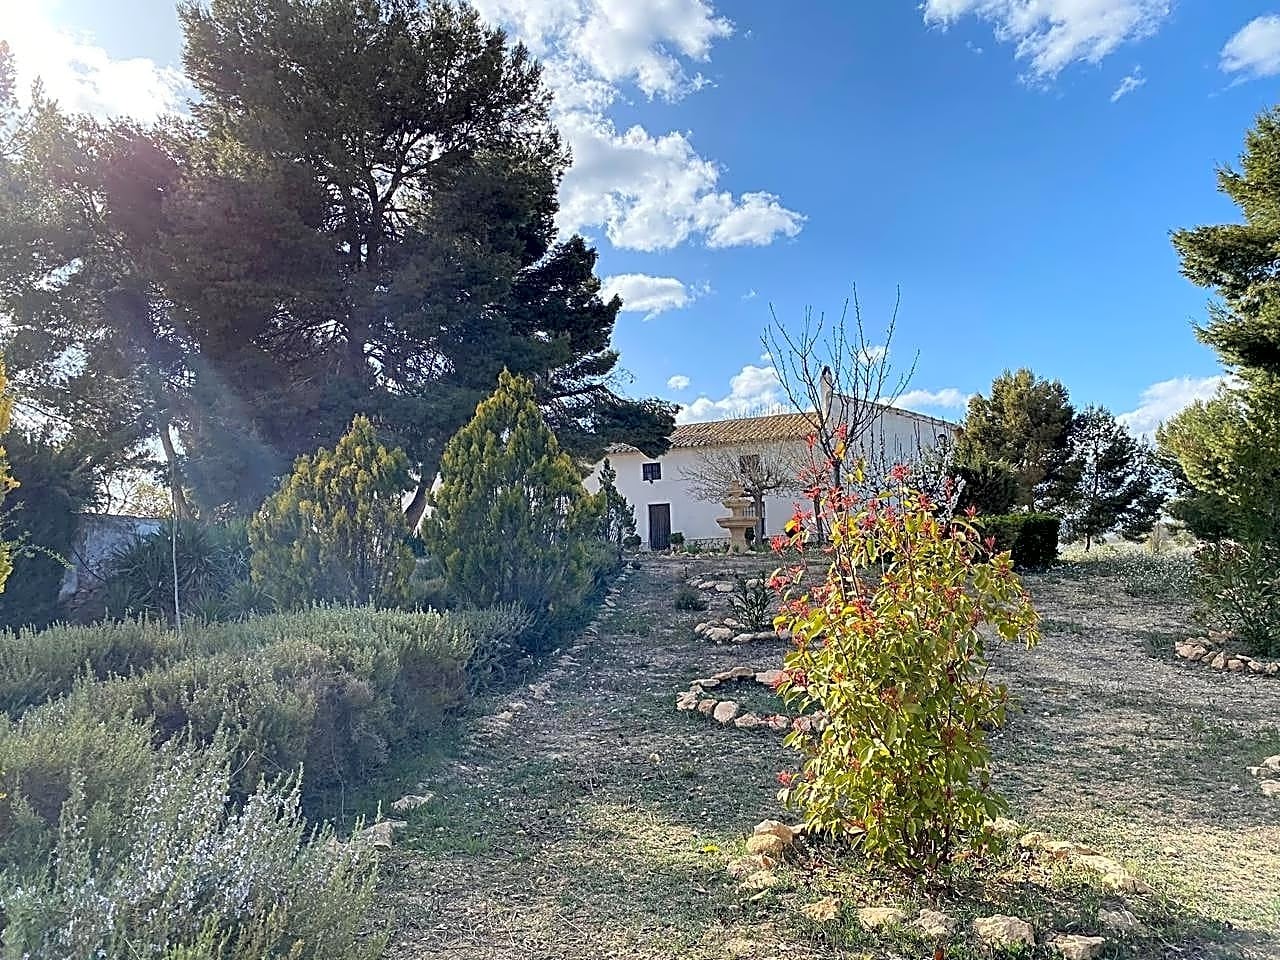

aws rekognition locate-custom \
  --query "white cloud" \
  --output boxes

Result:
[1110,66,1145,102]
[475,0,803,251]
[600,273,694,318]
[1221,15,1280,80]
[475,0,731,101]
[676,363,783,423]
[1117,375,1230,438]
[893,387,971,410]
[3,7,188,120]
[555,112,804,251]
[667,374,691,391]
[743,289,758,300]
[922,0,1171,82]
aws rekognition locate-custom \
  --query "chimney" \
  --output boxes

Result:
[819,365,835,421]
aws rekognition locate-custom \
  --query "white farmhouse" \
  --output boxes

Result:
[589,396,956,550]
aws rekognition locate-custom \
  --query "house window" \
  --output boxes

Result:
[642,462,662,482]
[738,454,761,474]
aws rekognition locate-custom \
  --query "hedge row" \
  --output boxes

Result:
[979,513,1061,568]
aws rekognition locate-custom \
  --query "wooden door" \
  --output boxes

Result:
[648,503,671,550]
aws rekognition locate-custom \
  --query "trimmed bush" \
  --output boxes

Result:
[979,513,1060,568]
[673,584,708,611]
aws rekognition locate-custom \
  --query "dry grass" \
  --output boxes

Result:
[367,556,1279,959]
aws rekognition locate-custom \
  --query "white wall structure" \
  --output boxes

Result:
[588,398,957,549]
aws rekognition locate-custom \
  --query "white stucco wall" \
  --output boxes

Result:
[588,406,956,548]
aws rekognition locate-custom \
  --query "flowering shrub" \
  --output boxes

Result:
[771,456,1040,877]
[1,736,380,960]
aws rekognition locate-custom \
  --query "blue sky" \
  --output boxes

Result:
[7,0,1280,435]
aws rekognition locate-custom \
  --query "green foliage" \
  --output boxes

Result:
[958,369,1075,509]
[1059,543,1195,601]
[729,577,773,631]
[250,416,415,610]
[953,455,1019,515]
[673,584,708,612]
[669,531,685,548]
[426,370,602,639]
[102,520,266,622]
[622,533,642,551]
[1158,386,1280,545]
[1191,541,1280,657]
[0,430,106,630]
[772,466,1040,876]
[979,513,1061,568]
[596,458,636,561]
[1,734,380,960]
[1057,406,1165,549]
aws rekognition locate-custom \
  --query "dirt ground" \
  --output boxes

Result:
[373,555,1280,959]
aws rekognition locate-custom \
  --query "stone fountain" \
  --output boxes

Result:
[716,482,757,550]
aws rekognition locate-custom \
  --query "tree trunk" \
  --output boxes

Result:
[158,420,194,521]
[404,474,431,532]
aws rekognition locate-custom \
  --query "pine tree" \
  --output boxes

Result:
[596,458,636,562]
[1059,407,1164,549]
[249,416,414,608]
[425,370,602,631]
[957,369,1075,509]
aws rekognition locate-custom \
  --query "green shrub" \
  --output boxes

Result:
[451,603,536,692]
[669,531,685,548]
[729,577,772,630]
[1,735,381,960]
[426,371,602,647]
[622,534,641,551]
[673,584,708,611]
[250,415,415,610]
[773,465,1040,877]
[979,513,1060,568]
[1058,543,1194,600]
[102,520,265,622]
[954,456,1019,515]
[1192,541,1280,657]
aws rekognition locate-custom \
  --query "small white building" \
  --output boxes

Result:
[589,395,957,550]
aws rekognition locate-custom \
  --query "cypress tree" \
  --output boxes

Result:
[426,370,602,629]
[249,415,414,608]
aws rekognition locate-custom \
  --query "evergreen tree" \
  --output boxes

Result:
[1059,407,1164,549]
[425,370,602,631]
[249,416,414,608]
[957,369,1074,509]
[596,458,636,562]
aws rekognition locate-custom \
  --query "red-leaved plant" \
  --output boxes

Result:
[770,441,1040,877]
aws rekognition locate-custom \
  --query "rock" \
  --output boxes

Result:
[732,634,757,644]
[972,915,1035,948]
[745,833,787,858]
[858,907,907,929]
[723,618,743,629]
[1210,652,1228,669]
[1019,831,1051,850]
[737,870,779,892]
[734,713,763,729]
[765,715,790,731]
[728,665,756,679]
[697,699,717,716]
[696,677,721,689]
[1249,659,1266,674]
[1268,662,1279,676]
[753,819,798,845]
[1260,779,1280,798]
[1227,658,1245,672]
[354,819,406,849]
[1261,755,1280,774]
[800,896,841,923]
[693,622,708,635]
[1175,641,1198,659]
[390,793,433,813]
[706,627,735,643]
[1098,908,1142,933]
[715,581,735,592]
[725,937,759,957]
[914,909,955,937]
[756,669,785,687]
[713,701,741,724]
[1042,839,1099,858]
[1050,934,1107,960]
[726,854,772,878]
[676,691,700,711]
[987,816,1021,838]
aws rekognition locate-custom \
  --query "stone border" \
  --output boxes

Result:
[674,666,822,733]
[693,617,783,644]
[1174,639,1279,677]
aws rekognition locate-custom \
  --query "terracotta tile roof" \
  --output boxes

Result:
[605,403,959,456]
